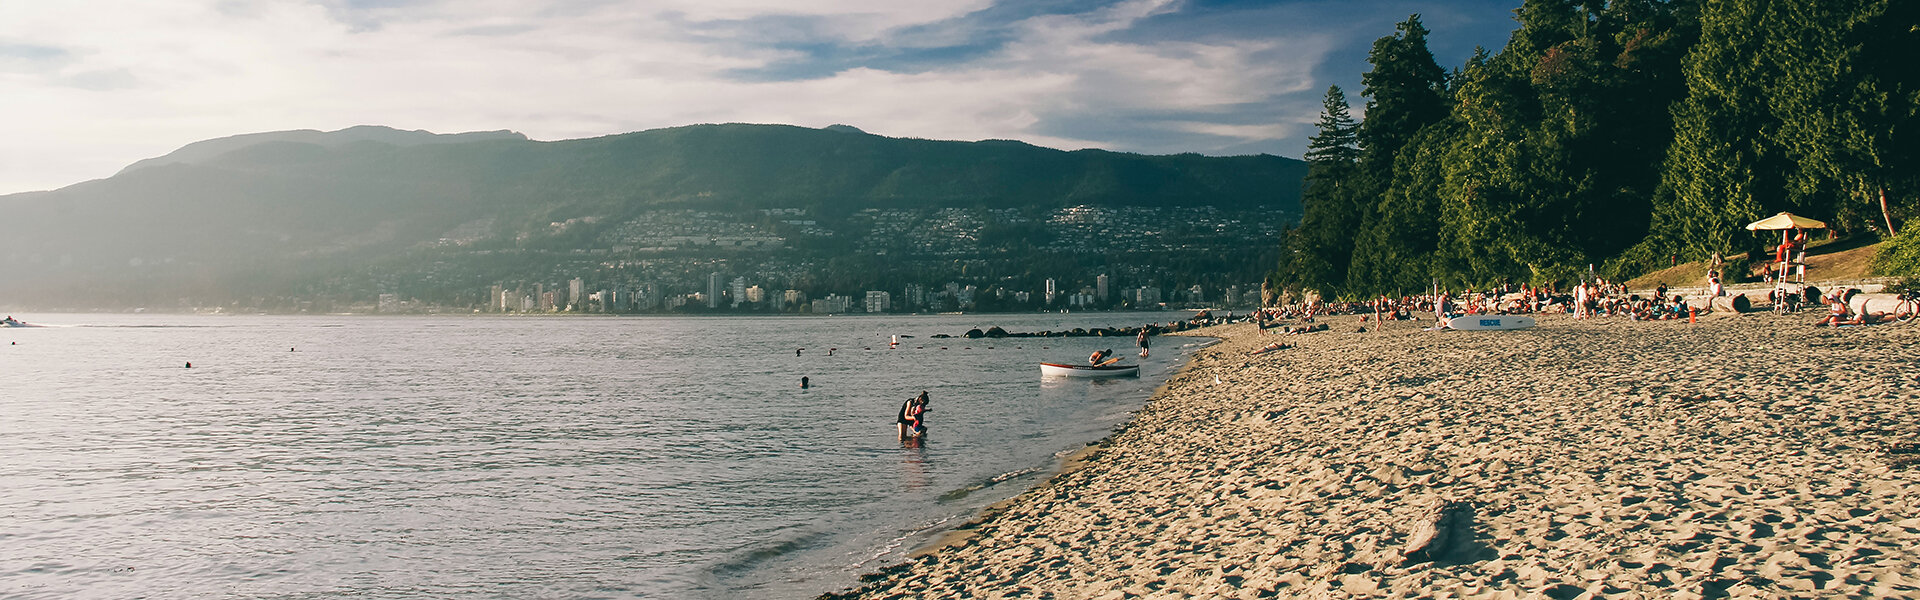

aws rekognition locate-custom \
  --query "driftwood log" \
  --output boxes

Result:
[1401,499,1475,565]
[1710,295,1751,313]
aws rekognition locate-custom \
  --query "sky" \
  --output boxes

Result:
[0,0,1524,195]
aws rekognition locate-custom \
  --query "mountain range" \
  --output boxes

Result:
[0,124,1305,311]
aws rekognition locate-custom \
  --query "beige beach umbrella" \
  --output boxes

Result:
[1744,212,1828,231]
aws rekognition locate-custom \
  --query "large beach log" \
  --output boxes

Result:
[1711,295,1751,313]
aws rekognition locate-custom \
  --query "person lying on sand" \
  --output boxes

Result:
[1249,342,1291,355]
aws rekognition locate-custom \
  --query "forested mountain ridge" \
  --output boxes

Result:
[0,124,1305,311]
[1273,0,1920,299]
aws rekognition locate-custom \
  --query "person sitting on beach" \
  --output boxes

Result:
[1815,288,1865,326]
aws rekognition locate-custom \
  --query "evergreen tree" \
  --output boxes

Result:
[1767,0,1919,236]
[1275,0,1914,293]
[1345,15,1452,295]
[1358,15,1452,174]
[1639,0,1782,262]
[1279,86,1365,297]
[1304,86,1361,165]
[1349,121,1459,294]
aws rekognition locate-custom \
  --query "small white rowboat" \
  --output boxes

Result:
[1039,362,1140,378]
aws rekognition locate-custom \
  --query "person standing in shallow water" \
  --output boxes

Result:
[1136,329,1150,358]
[896,392,929,439]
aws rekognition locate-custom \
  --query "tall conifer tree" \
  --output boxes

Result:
[1280,86,1365,297]
[1347,15,1451,294]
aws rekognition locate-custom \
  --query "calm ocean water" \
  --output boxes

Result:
[0,313,1207,599]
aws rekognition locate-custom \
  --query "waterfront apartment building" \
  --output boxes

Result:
[864,291,891,313]
[811,294,852,314]
[1128,286,1162,306]
[902,283,928,311]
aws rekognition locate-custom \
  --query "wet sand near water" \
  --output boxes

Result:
[826,312,1920,599]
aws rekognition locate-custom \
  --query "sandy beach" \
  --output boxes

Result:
[827,311,1920,599]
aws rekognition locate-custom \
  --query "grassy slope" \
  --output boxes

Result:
[1627,238,1884,289]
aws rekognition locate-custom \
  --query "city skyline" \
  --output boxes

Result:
[383,271,1257,315]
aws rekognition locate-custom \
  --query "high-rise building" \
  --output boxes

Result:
[864,291,891,313]
[639,282,660,310]
[569,278,585,311]
[1044,278,1058,305]
[730,277,747,308]
[490,285,505,312]
[707,272,725,308]
[902,283,928,310]
[1096,274,1110,303]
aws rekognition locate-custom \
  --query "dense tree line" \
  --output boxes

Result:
[1272,0,1920,299]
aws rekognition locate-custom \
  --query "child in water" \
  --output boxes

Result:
[897,392,930,438]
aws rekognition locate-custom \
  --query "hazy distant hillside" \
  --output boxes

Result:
[117,125,528,175]
[0,123,1304,311]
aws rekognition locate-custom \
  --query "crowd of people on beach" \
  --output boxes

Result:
[873,269,1896,437]
[1243,270,1905,337]
[1240,277,1742,341]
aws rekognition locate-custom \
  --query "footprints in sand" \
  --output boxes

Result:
[829,314,1920,599]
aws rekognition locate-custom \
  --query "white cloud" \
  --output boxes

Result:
[0,0,1477,194]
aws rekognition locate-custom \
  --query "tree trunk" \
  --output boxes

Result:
[1882,186,1898,236]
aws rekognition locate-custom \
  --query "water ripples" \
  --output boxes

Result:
[1,314,1195,599]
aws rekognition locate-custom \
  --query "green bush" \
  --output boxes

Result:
[1870,228,1920,278]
